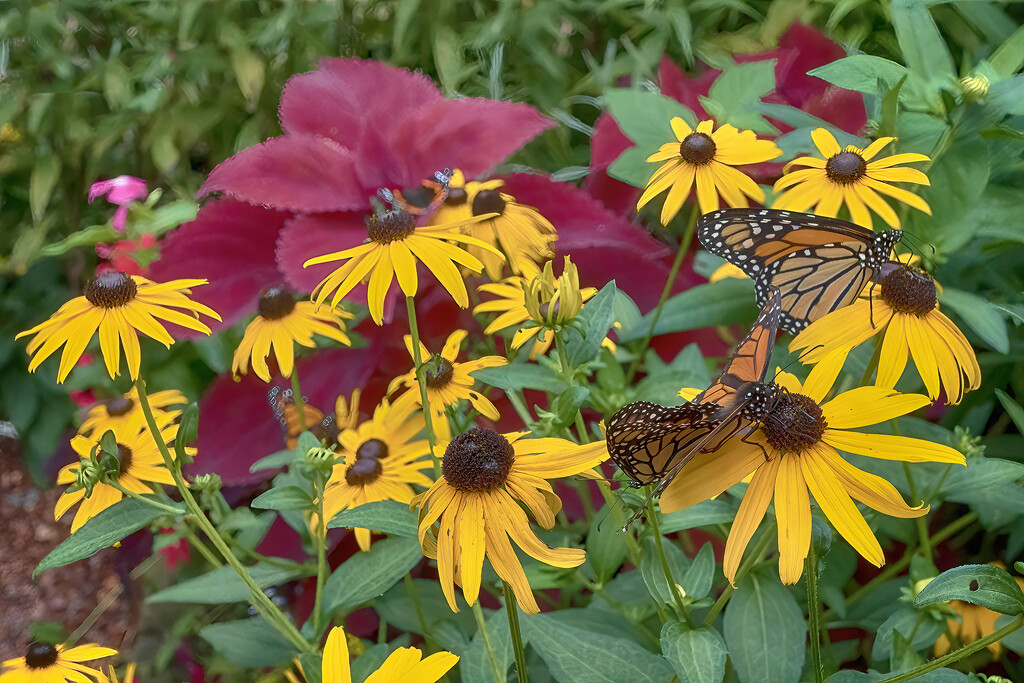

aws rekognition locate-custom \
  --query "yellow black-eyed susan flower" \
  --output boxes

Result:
[638,118,782,225]
[1,640,116,682]
[659,350,965,585]
[320,393,433,551]
[387,330,506,440]
[16,273,220,383]
[790,264,980,404]
[772,128,930,229]
[80,387,187,437]
[411,428,608,614]
[56,412,193,533]
[232,285,352,382]
[98,663,137,683]
[321,625,458,683]
[304,207,501,325]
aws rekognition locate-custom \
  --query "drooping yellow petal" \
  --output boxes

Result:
[824,430,965,465]
[810,128,842,157]
[816,445,927,518]
[483,515,539,614]
[774,453,811,585]
[659,439,763,513]
[458,493,486,605]
[723,456,780,585]
[905,315,941,399]
[820,386,930,429]
[321,626,352,683]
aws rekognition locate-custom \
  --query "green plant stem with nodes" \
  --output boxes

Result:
[471,601,505,683]
[504,582,529,683]
[290,369,307,432]
[179,522,223,568]
[626,203,700,384]
[311,473,329,637]
[407,295,441,477]
[647,496,694,626]
[134,378,313,653]
[878,614,1024,683]
[704,522,777,626]
[104,479,188,516]
[806,543,826,683]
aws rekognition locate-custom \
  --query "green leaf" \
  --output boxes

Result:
[995,614,1024,655]
[148,563,306,604]
[940,459,1024,504]
[327,499,418,538]
[550,385,590,428]
[35,498,183,576]
[660,499,737,534]
[608,144,658,188]
[938,288,1009,353]
[251,486,314,511]
[296,431,321,455]
[523,610,673,683]
[681,542,715,600]
[634,344,712,405]
[701,60,777,133]
[661,623,727,683]
[808,55,908,95]
[322,536,423,612]
[891,0,957,111]
[564,281,618,367]
[298,654,323,683]
[30,155,61,223]
[199,618,298,667]
[997,389,1024,434]
[640,535,690,608]
[375,578,477,641]
[250,449,297,473]
[723,570,806,683]
[604,88,698,147]
[472,362,565,393]
[174,402,198,464]
[586,507,629,585]
[871,606,946,662]
[916,564,1024,615]
[619,279,757,342]
[990,25,1024,78]
[461,608,513,682]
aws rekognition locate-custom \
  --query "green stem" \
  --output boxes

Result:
[647,496,692,624]
[626,204,699,384]
[404,573,437,653]
[507,389,535,428]
[878,615,1024,683]
[503,583,529,683]
[134,378,312,653]
[859,332,885,385]
[704,522,777,627]
[312,475,329,636]
[903,463,932,560]
[806,544,825,683]
[471,601,505,683]
[290,369,307,432]
[105,479,188,516]
[574,411,590,444]
[180,522,223,567]
[407,296,441,477]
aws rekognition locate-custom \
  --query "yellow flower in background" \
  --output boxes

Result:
[16,273,220,383]
[772,128,930,229]
[933,568,1024,657]
[659,350,965,586]
[98,663,137,683]
[708,262,747,283]
[80,387,187,436]
[320,393,433,551]
[430,170,557,280]
[637,117,782,225]
[232,285,352,382]
[411,428,608,614]
[388,330,506,440]
[56,412,193,533]
[1,641,116,682]
[791,264,980,404]
[304,208,501,325]
[474,256,601,358]
[321,625,458,683]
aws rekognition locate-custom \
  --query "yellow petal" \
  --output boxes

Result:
[660,164,696,226]
[823,430,966,465]
[905,316,941,400]
[695,165,720,214]
[390,241,419,297]
[862,178,931,215]
[816,445,927,518]
[811,128,841,157]
[321,626,352,683]
[859,136,895,161]
[800,348,847,403]
[458,493,486,605]
[821,386,930,429]
[483,512,539,614]
[659,439,763,513]
[723,456,780,585]
[866,152,930,169]
[774,453,811,585]
[670,116,694,141]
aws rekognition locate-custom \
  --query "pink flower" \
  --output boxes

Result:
[95,234,158,277]
[88,175,148,232]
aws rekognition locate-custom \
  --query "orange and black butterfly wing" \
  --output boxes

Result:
[273,390,337,450]
[697,208,901,333]
[382,168,452,216]
[606,401,718,486]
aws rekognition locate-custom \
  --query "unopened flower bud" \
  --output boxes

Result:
[192,473,222,493]
[960,74,989,102]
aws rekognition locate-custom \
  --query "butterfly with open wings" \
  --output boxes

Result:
[697,208,902,334]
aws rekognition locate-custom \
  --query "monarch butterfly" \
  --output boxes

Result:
[269,388,339,450]
[377,168,452,216]
[697,208,902,333]
[607,289,785,529]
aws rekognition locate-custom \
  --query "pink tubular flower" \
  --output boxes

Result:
[88,175,148,232]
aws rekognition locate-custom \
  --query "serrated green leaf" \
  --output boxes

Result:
[148,563,306,604]
[251,485,314,511]
[35,498,183,576]
[327,499,418,538]
[916,564,1024,615]
[661,623,727,683]
[723,570,806,683]
[322,536,422,612]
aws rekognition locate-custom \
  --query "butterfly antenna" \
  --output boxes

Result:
[377,188,397,207]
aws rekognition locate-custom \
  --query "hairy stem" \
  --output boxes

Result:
[407,295,441,477]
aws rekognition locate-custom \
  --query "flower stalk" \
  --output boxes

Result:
[406,295,441,476]
[471,601,506,683]
[806,542,826,683]
[503,582,529,683]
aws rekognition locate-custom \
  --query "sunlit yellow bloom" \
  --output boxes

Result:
[638,118,782,225]
[772,128,930,229]
[411,428,608,614]
[16,273,220,383]
[232,285,352,382]
[321,625,458,683]
[791,264,980,404]
[304,207,501,325]
[56,412,193,533]
[320,393,433,551]
[429,170,556,279]
[388,330,506,440]
[660,349,965,585]
[1,641,116,682]
[80,387,187,436]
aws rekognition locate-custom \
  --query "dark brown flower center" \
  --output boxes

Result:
[825,151,867,185]
[442,428,515,492]
[367,210,416,244]
[424,357,454,388]
[356,438,389,461]
[106,397,135,416]
[446,187,468,206]
[472,189,506,217]
[879,266,937,316]
[679,132,717,165]
[117,443,134,476]
[24,641,59,669]
[761,393,827,453]
[257,286,296,320]
[345,457,383,486]
[84,272,137,308]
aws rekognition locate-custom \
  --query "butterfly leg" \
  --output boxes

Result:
[740,429,771,462]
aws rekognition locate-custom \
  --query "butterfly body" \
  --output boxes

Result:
[698,208,901,333]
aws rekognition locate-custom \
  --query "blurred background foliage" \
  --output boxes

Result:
[2,0,1023,479]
